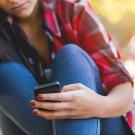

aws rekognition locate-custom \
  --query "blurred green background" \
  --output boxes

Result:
[91,0,135,60]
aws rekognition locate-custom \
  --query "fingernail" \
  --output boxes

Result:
[37,95,43,100]
[32,110,38,115]
[29,101,36,107]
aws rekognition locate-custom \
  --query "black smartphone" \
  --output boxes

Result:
[34,81,61,100]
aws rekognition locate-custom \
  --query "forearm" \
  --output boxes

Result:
[29,82,133,120]
[98,82,133,118]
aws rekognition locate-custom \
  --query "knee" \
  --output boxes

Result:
[58,44,82,56]
[57,44,98,70]
[54,44,82,63]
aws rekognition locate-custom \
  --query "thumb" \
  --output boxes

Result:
[61,83,84,92]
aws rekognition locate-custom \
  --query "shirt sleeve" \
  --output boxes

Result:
[72,0,133,92]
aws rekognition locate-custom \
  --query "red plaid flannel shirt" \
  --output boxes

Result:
[4,0,134,131]
[42,0,133,92]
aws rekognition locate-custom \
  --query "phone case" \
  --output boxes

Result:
[34,81,61,98]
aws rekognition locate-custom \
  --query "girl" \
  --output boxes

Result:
[0,0,133,134]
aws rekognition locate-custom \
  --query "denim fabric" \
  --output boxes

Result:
[0,44,132,135]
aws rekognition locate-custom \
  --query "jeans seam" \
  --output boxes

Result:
[81,48,101,135]
[96,119,100,135]
[81,50,98,71]
[52,120,57,135]
[80,50,97,91]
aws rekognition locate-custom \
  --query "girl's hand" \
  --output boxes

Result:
[29,83,105,120]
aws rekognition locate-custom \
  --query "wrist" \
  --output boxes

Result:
[96,95,109,118]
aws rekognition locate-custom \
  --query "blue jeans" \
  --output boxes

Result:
[0,44,133,135]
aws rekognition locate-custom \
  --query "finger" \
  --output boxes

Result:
[32,109,71,120]
[35,101,71,110]
[36,91,75,101]
[62,83,87,92]
[69,115,93,119]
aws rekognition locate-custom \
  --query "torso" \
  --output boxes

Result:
[32,34,52,69]
[20,23,52,69]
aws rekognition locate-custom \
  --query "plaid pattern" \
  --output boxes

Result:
[2,0,134,132]
[41,0,133,92]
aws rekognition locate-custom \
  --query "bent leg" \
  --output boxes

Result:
[0,62,53,135]
[51,44,101,135]
[52,44,133,135]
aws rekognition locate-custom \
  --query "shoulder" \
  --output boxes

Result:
[60,0,80,3]
[53,0,86,7]
[55,0,84,4]
[55,0,91,6]
[54,0,93,15]
[52,0,89,16]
